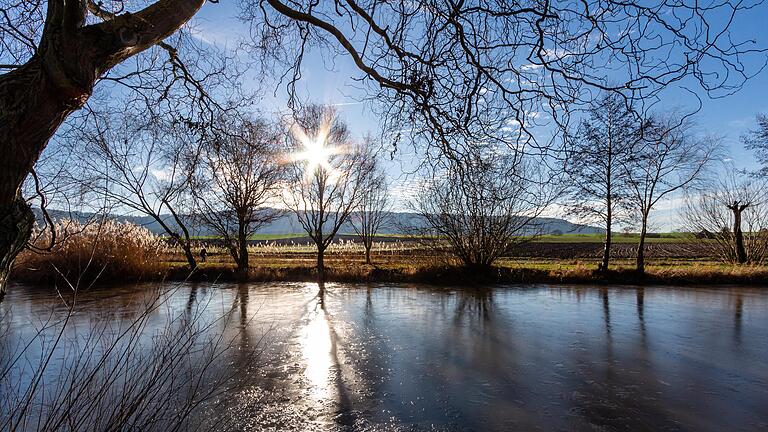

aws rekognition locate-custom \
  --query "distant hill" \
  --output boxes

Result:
[34,208,604,238]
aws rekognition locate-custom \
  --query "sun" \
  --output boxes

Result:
[289,119,345,178]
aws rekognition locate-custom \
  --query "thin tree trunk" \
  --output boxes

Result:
[733,207,747,264]
[316,245,326,285]
[636,213,648,273]
[182,245,198,270]
[364,243,372,264]
[165,204,197,269]
[237,226,249,273]
[168,233,197,270]
[601,201,612,272]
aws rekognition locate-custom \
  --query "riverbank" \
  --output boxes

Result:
[167,260,768,286]
[13,253,768,287]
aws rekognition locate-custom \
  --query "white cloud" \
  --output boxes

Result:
[150,168,171,182]
[521,64,543,71]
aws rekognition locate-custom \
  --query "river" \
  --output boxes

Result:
[1,282,766,431]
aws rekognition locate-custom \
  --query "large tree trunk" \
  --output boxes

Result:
[0,197,35,298]
[0,0,206,292]
[0,58,88,296]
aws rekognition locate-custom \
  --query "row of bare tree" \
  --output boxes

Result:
[65,103,390,282]
[25,95,768,283]
[565,99,768,270]
[562,94,717,273]
[410,95,768,273]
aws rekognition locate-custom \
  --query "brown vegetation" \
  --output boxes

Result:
[14,220,167,284]
[11,220,768,287]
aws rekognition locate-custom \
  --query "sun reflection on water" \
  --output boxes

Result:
[299,288,335,400]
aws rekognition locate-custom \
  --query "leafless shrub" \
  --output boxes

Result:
[190,116,285,272]
[0,282,264,432]
[410,156,552,269]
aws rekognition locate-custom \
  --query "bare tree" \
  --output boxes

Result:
[0,0,232,294]
[1,0,764,293]
[742,113,768,177]
[624,115,717,273]
[283,105,367,286]
[412,155,551,270]
[190,117,284,273]
[249,0,765,168]
[350,140,390,265]
[564,94,638,271]
[682,167,768,263]
[74,111,201,270]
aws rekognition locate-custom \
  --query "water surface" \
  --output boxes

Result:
[1,282,767,431]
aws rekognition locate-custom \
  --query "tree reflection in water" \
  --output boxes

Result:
[297,283,357,426]
[3,283,767,431]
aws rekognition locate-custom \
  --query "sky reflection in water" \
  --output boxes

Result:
[2,283,767,431]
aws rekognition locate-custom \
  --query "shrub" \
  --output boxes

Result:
[15,219,167,283]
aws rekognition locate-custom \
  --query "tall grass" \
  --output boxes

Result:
[15,219,168,284]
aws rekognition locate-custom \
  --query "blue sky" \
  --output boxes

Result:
[186,2,768,229]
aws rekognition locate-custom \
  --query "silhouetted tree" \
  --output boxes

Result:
[190,117,285,272]
[564,94,638,271]
[75,112,201,270]
[683,167,768,263]
[0,0,223,294]
[350,139,390,265]
[248,0,763,168]
[624,115,716,273]
[284,105,368,286]
[742,113,768,177]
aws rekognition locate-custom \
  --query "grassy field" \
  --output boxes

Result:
[156,250,768,286]
[17,224,765,286]
[533,233,688,243]
[182,232,691,244]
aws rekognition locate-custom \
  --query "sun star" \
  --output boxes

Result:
[290,119,345,179]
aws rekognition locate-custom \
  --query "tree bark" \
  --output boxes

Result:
[636,212,648,273]
[316,245,326,285]
[237,223,249,273]
[181,244,198,270]
[0,197,34,298]
[731,205,748,264]
[601,200,612,272]
[0,0,206,291]
[364,243,372,265]
[169,233,197,269]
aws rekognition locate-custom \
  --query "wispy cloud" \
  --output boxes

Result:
[329,101,364,107]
